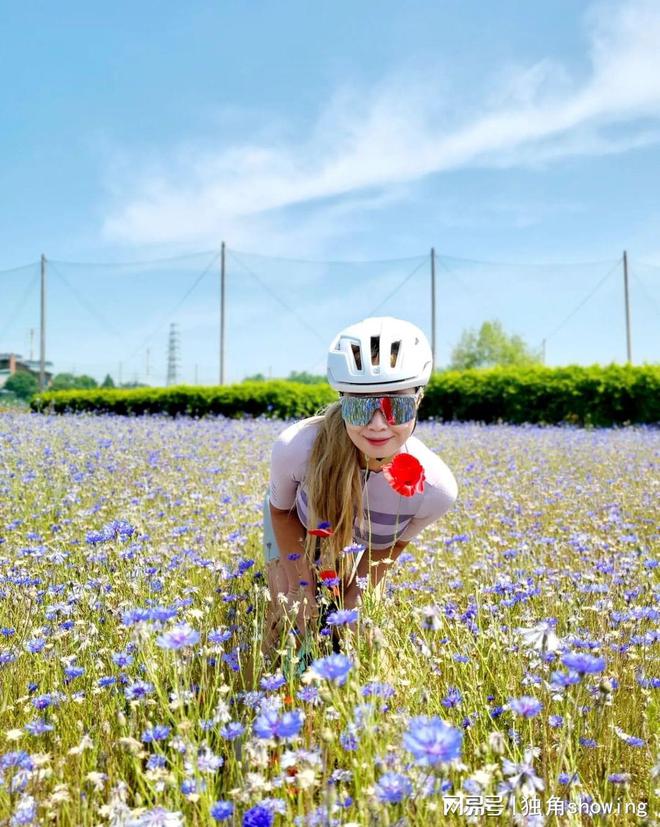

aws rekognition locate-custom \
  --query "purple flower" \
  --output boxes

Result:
[141,725,171,743]
[561,652,606,674]
[310,653,353,686]
[211,800,234,822]
[124,680,154,702]
[441,686,462,708]
[156,622,200,650]
[220,722,245,740]
[509,696,543,718]
[374,772,413,804]
[260,674,286,692]
[242,803,274,827]
[403,716,463,766]
[325,609,359,627]
[253,708,304,741]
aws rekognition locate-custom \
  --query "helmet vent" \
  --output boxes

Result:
[351,343,362,370]
[390,340,400,367]
[370,336,380,366]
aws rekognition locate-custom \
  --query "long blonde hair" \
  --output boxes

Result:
[301,401,366,577]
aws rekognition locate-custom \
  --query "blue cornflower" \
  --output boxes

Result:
[441,686,462,708]
[208,629,232,645]
[124,680,154,702]
[253,708,304,741]
[156,622,200,650]
[31,692,62,710]
[64,665,84,682]
[561,652,606,674]
[25,638,46,654]
[296,686,319,703]
[325,609,358,627]
[211,800,234,821]
[260,674,286,692]
[112,650,134,668]
[310,653,353,686]
[551,670,581,687]
[146,755,167,770]
[548,714,564,728]
[220,722,245,740]
[24,719,53,736]
[97,676,116,688]
[342,543,365,555]
[374,771,413,804]
[141,725,171,743]
[242,803,274,827]
[361,681,395,699]
[9,793,36,825]
[509,696,543,718]
[403,716,463,766]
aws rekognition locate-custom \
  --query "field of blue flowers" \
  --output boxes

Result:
[0,411,657,826]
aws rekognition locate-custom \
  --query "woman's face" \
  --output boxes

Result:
[343,389,419,459]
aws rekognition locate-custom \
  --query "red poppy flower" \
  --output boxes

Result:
[319,569,340,598]
[382,454,425,497]
[308,521,334,537]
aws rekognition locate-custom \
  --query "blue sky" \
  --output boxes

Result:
[1,0,659,384]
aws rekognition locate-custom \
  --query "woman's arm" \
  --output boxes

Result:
[269,502,318,630]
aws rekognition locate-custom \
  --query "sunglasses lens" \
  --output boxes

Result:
[341,395,416,426]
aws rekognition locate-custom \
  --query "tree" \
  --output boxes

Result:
[101,374,115,388]
[286,371,327,384]
[449,320,541,370]
[51,373,98,391]
[4,371,39,401]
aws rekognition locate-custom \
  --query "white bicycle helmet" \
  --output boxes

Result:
[327,316,433,393]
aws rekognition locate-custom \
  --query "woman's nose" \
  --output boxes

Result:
[368,408,389,428]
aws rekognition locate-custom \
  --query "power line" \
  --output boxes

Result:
[629,268,660,318]
[48,261,124,340]
[48,249,219,268]
[439,253,618,268]
[0,261,40,277]
[365,257,428,316]
[227,250,329,345]
[542,259,622,343]
[0,269,39,338]
[226,247,429,266]
[124,250,221,361]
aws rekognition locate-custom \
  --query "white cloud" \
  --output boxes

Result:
[102,0,660,249]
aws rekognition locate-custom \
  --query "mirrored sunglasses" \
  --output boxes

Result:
[340,394,418,426]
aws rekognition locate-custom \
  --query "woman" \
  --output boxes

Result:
[262,316,458,656]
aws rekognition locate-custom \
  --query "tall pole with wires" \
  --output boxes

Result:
[220,241,226,385]
[623,250,632,364]
[430,248,436,372]
[39,254,46,391]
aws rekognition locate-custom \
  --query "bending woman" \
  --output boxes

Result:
[262,316,458,656]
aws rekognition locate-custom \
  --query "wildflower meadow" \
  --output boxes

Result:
[0,411,657,826]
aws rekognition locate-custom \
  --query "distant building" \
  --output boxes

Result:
[0,353,53,389]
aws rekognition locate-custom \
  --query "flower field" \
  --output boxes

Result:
[0,412,657,826]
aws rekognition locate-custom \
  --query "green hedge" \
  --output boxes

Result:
[30,365,659,425]
[30,381,338,419]
[422,364,659,426]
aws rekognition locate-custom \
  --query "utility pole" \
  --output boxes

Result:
[39,255,46,391]
[430,248,437,372]
[220,241,226,385]
[623,250,632,364]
